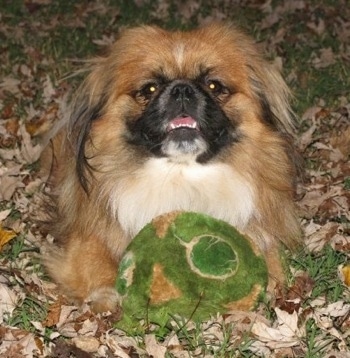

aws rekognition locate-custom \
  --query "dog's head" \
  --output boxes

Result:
[68,23,295,191]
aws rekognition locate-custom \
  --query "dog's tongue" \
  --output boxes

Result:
[167,116,198,131]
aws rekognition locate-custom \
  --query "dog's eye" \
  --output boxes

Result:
[207,80,226,94]
[134,82,160,104]
[204,79,232,102]
[141,83,158,97]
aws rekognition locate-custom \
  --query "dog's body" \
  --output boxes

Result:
[43,24,301,312]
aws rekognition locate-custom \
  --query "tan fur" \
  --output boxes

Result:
[42,23,301,312]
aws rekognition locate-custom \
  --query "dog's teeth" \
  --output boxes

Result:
[167,117,198,132]
[172,123,197,129]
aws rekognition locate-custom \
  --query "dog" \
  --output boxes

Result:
[42,23,301,313]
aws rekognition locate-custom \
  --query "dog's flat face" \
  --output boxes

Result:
[74,25,293,172]
[120,29,245,163]
[126,77,236,162]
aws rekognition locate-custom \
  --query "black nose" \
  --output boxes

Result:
[171,83,194,102]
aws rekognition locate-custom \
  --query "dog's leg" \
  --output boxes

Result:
[265,245,285,293]
[45,233,120,312]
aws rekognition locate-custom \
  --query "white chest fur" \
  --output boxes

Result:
[109,158,256,237]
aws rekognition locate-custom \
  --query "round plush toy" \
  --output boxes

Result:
[115,211,268,330]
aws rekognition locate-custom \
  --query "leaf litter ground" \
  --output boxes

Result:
[0,0,349,357]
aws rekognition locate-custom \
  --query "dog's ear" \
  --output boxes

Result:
[248,62,296,136]
[248,62,303,182]
[68,64,109,193]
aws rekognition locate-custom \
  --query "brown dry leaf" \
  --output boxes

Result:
[329,127,350,157]
[331,232,350,253]
[0,330,44,358]
[0,77,21,96]
[25,103,58,137]
[260,12,280,30]
[304,221,341,252]
[299,186,344,220]
[0,171,24,201]
[276,272,315,313]
[251,308,305,349]
[164,334,184,356]
[19,124,44,164]
[0,284,20,324]
[5,118,19,136]
[324,351,350,358]
[309,301,350,351]
[72,336,100,353]
[34,336,45,356]
[307,18,326,36]
[0,209,12,222]
[312,48,337,69]
[0,226,17,251]
[297,123,317,151]
[1,103,15,119]
[145,334,166,358]
[51,339,94,358]
[177,1,200,20]
[42,297,64,327]
[103,329,144,357]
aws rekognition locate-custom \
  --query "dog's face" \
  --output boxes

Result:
[127,76,236,163]
[71,24,294,181]
[123,36,243,163]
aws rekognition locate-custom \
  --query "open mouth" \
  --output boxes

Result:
[162,115,206,158]
[166,116,199,132]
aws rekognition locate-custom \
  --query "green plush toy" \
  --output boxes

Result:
[115,211,268,330]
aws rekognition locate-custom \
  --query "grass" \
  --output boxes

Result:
[2,234,25,261]
[4,296,48,333]
[163,318,254,357]
[344,177,350,191]
[292,245,347,302]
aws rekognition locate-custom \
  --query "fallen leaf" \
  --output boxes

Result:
[19,124,44,164]
[103,329,142,358]
[309,301,350,351]
[145,334,166,358]
[1,330,43,358]
[42,298,64,327]
[251,308,304,349]
[0,173,23,201]
[52,339,94,358]
[307,18,326,36]
[298,123,317,151]
[276,272,314,313]
[0,226,17,251]
[0,283,20,324]
[5,118,19,136]
[338,265,350,287]
[72,336,100,353]
[312,48,337,69]
[304,221,340,252]
[0,209,12,222]
[0,77,21,95]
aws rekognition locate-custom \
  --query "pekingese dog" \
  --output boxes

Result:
[43,23,301,312]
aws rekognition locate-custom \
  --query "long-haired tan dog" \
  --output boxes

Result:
[43,23,301,312]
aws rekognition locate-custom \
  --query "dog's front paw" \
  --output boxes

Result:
[86,286,122,313]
